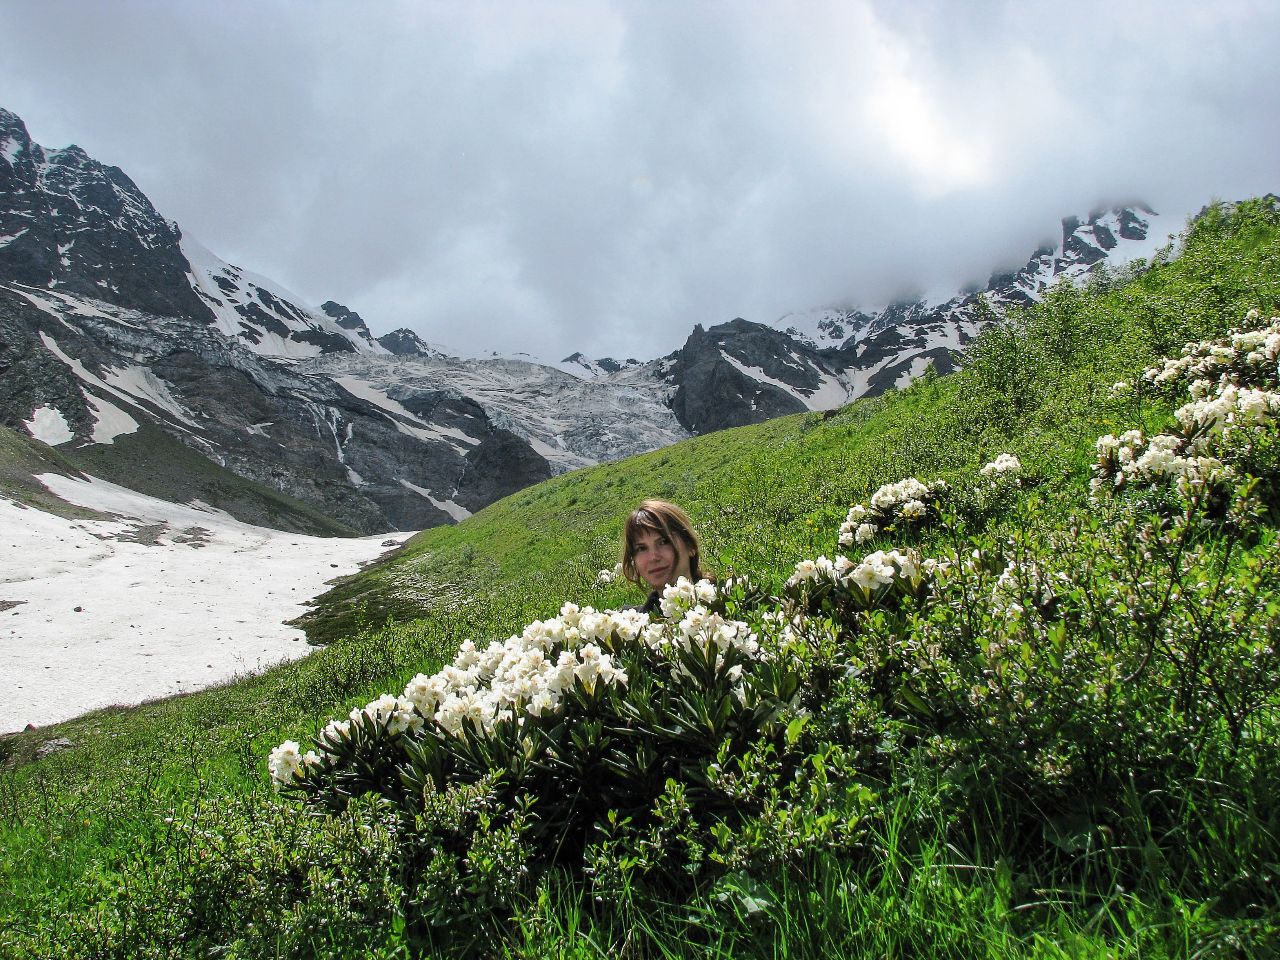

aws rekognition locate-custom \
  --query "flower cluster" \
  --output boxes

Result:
[1174,384,1280,442]
[267,740,315,785]
[1094,311,1280,499]
[658,575,718,619]
[595,562,624,587]
[838,477,947,547]
[1092,429,1228,496]
[269,579,767,789]
[980,453,1022,478]
[271,602,640,786]
[1140,310,1280,396]
[651,604,760,685]
[787,547,935,601]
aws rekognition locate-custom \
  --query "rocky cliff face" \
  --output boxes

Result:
[661,319,847,434]
[0,109,212,323]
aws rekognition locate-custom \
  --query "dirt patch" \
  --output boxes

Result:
[0,599,26,612]
[95,521,170,546]
[172,526,212,547]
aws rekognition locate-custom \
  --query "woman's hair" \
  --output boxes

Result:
[620,499,704,586]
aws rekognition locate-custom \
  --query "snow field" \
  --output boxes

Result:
[0,473,412,733]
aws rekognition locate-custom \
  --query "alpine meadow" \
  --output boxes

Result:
[3,198,1280,958]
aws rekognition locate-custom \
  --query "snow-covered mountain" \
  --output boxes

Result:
[303,353,684,473]
[555,352,643,380]
[760,204,1178,410]
[1,105,1193,532]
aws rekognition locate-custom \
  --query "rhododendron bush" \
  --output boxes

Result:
[266,311,1280,933]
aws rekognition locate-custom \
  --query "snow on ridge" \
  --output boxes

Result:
[1,135,22,164]
[181,234,390,359]
[719,350,852,411]
[333,374,481,453]
[773,205,1186,349]
[397,478,473,522]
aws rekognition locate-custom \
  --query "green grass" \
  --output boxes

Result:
[2,198,1279,959]
[0,423,108,519]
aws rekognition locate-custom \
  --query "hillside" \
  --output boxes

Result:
[1,198,1278,958]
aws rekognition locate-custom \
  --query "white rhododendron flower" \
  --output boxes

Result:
[898,499,927,519]
[595,562,624,586]
[660,576,700,618]
[1094,310,1280,499]
[268,740,304,786]
[840,474,945,547]
[980,453,1022,478]
[320,718,351,743]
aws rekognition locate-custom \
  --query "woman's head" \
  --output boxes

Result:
[621,499,702,591]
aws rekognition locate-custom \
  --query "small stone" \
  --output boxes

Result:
[35,737,74,759]
[73,606,83,612]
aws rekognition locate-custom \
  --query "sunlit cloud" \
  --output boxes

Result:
[0,0,1276,360]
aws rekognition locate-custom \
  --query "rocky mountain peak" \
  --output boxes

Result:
[0,108,32,151]
[0,108,209,322]
[321,300,373,333]
[377,327,442,357]
[556,352,641,378]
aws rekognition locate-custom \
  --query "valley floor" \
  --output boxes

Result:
[0,474,411,733]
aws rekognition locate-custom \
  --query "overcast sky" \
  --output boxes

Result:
[2,1,1277,361]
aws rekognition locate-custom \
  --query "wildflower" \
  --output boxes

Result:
[898,499,927,519]
[268,740,303,786]
[980,453,1022,477]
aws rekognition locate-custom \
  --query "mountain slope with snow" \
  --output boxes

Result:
[0,104,1200,529]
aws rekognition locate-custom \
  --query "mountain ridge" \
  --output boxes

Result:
[0,106,1189,532]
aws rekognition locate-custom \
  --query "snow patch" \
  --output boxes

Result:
[0,475,414,732]
[719,351,851,411]
[334,375,481,451]
[24,405,74,445]
[101,365,199,428]
[397,478,472,521]
[84,392,138,444]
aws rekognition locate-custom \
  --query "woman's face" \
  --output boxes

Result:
[632,527,691,590]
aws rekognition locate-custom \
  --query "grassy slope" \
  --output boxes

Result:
[0,200,1277,957]
[0,424,108,520]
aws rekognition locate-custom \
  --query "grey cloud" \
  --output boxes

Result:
[1,0,1277,362]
